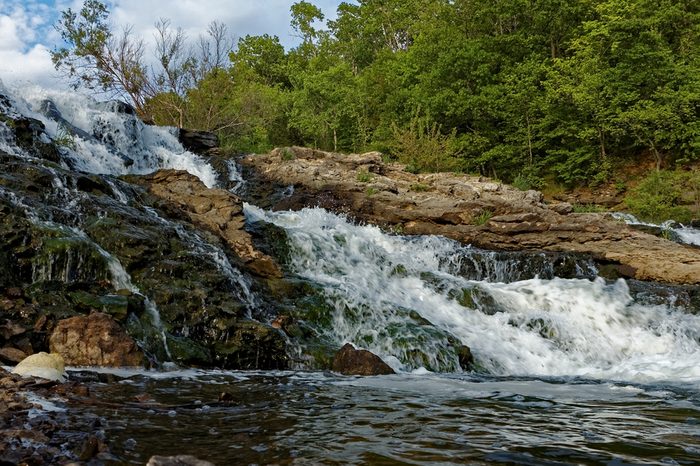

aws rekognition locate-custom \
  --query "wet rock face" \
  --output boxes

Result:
[0,138,287,369]
[178,129,219,155]
[129,169,282,279]
[241,147,700,286]
[332,343,395,376]
[49,313,144,366]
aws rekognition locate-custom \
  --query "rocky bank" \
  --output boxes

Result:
[241,147,700,286]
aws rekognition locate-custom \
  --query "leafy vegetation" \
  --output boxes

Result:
[54,0,700,186]
[473,210,494,226]
[356,170,373,183]
[624,170,694,223]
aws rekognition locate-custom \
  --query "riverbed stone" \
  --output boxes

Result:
[0,347,27,364]
[147,454,215,466]
[332,343,395,376]
[49,312,144,366]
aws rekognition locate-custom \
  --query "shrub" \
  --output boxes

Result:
[624,170,692,223]
[473,210,493,225]
[281,148,295,161]
[512,171,544,191]
[389,113,463,173]
[53,125,77,150]
[409,183,430,192]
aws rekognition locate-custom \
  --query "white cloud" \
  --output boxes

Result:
[0,0,343,90]
[0,44,66,89]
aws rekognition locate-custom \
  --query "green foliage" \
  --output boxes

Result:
[624,170,693,223]
[409,183,430,192]
[356,170,373,183]
[53,126,77,150]
[281,148,295,161]
[389,113,463,173]
[365,187,378,196]
[52,0,149,113]
[473,210,494,226]
[56,0,700,182]
[512,168,544,191]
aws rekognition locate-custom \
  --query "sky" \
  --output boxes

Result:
[0,0,343,89]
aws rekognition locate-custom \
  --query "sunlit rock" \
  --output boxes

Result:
[11,351,66,382]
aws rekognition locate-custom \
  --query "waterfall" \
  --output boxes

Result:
[612,212,700,247]
[0,186,172,361]
[142,206,258,310]
[5,82,218,188]
[246,205,700,383]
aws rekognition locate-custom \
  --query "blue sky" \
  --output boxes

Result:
[0,0,344,88]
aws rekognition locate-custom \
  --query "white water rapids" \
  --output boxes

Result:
[246,205,700,384]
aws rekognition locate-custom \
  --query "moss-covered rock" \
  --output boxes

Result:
[214,320,288,369]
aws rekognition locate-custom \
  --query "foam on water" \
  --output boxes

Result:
[613,212,700,247]
[246,205,700,384]
[4,82,218,187]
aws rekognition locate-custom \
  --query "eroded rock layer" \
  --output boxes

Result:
[242,147,700,285]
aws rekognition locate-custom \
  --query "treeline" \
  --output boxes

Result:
[55,0,700,187]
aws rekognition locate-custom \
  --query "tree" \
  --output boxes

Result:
[52,0,150,115]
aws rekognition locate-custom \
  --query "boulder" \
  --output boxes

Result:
[49,312,143,366]
[131,170,282,278]
[0,347,27,364]
[332,343,395,376]
[11,352,66,381]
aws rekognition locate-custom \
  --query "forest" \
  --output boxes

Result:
[53,0,700,216]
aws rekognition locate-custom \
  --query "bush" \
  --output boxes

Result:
[512,168,544,191]
[389,113,463,173]
[624,170,693,223]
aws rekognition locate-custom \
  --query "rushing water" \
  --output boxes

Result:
[612,212,700,247]
[2,82,218,187]
[246,206,700,383]
[2,81,700,464]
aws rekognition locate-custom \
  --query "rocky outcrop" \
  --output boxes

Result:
[332,343,395,376]
[130,170,281,278]
[242,147,700,285]
[178,129,219,155]
[49,313,143,366]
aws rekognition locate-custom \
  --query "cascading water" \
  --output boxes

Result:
[0,80,268,366]
[0,185,173,361]
[613,212,700,247]
[4,82,218,187]
[142,206,258,310]
[246,205,700,383]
